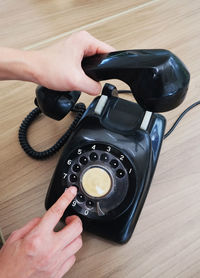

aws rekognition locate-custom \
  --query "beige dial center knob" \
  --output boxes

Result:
[82,167,111,197]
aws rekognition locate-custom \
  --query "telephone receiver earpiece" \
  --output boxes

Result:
[35,86,81,120]
[82,49,190,112]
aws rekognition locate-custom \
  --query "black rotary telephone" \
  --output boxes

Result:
[19,49,192,243]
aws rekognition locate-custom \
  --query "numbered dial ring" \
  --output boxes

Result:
[62,143,136,220]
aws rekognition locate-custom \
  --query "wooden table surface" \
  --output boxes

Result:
[0,0,200,277]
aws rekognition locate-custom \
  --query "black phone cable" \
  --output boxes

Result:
[118,90,200,140]
[163,100,200,139]
[18,103,86,160]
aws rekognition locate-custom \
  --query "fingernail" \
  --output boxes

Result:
[69,186,77,195]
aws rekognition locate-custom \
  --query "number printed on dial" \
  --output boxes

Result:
[106,146,111,152]
[67,159,72,165]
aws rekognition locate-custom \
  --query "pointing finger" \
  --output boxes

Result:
[39,187,77,231]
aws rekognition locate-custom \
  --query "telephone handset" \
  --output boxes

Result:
[19,49,190,243]
[82,49,189,112]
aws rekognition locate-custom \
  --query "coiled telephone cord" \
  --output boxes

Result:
[18,103,86,160]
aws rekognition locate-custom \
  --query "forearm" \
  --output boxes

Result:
[0,47,38,83]
[0,32,115,94]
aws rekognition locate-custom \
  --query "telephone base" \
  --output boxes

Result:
[45,90,166,243]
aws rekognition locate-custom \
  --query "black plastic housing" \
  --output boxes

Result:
[44,49,190,243]
[35,86,81,120]
[45,94,166,243]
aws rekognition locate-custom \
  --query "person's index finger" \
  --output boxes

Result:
[39,187,77,231]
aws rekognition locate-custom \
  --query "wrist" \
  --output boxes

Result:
[0,47,39,83]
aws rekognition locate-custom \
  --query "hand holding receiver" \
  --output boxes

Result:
[82,49,190,112]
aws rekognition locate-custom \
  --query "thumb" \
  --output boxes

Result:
[65,215,78,225]
[83,32,116,56]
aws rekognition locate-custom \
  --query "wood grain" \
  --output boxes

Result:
[0,0,200,277]
[0,0,148,49]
